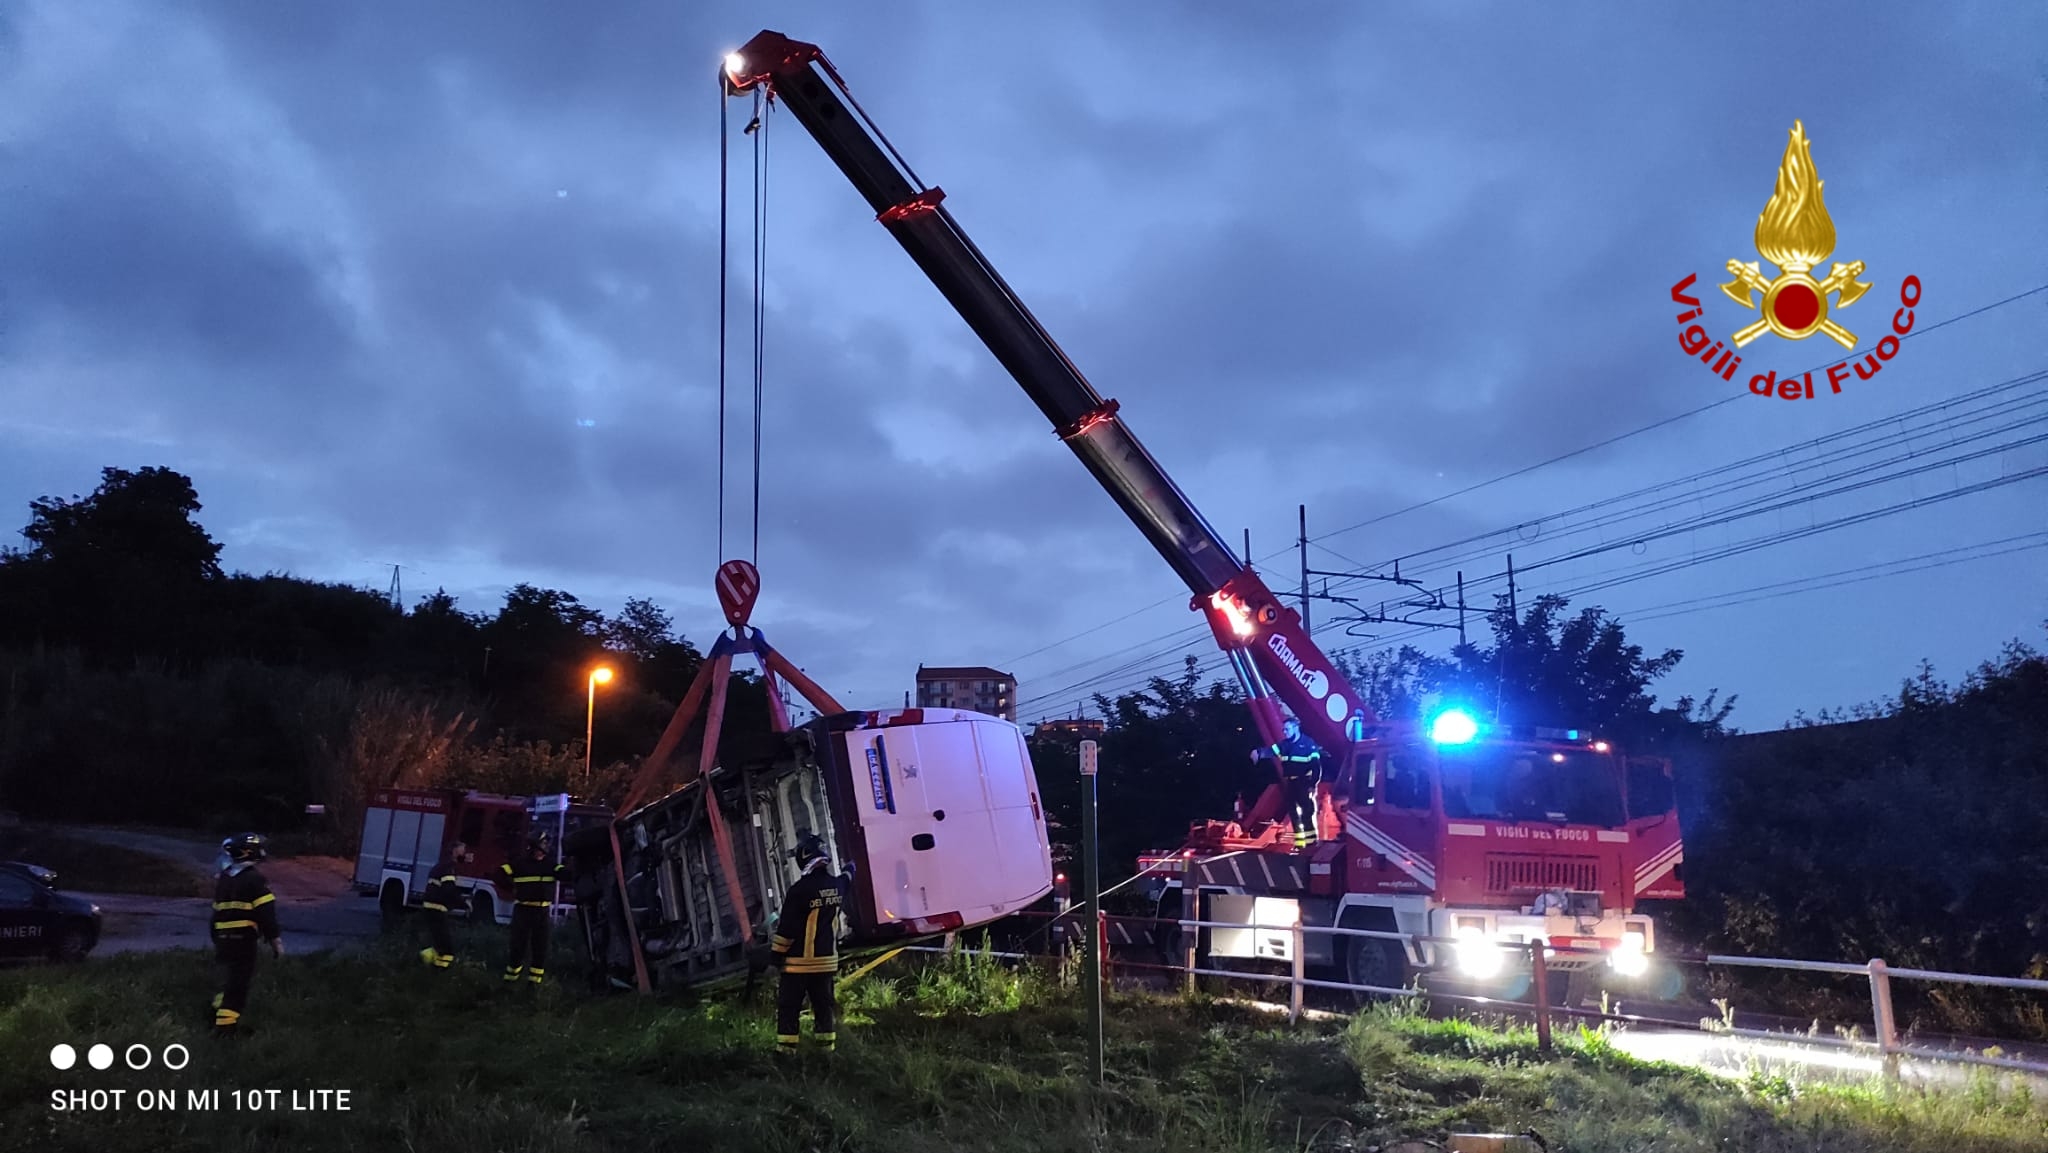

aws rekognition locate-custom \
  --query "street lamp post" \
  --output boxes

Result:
[585,666,614,785]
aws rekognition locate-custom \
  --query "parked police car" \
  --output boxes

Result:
[0,861,102,962]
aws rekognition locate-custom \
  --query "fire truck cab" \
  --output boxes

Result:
[1143,709,1685,1002]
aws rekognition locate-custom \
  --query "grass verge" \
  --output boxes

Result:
[1,929,2042,1153]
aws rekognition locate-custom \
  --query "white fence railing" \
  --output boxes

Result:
[897,911,2048,1079]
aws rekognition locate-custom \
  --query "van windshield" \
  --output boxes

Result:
[1436,744,1625,827]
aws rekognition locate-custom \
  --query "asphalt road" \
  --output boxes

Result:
[39,825,384,958]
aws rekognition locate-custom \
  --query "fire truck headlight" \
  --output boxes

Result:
[1430,709,1479,745]
[1610,930,1648,976]
[1453,925,1503,978]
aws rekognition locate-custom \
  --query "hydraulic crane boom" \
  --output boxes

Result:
[723,32,1373,760]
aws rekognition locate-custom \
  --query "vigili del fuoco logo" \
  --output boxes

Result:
[1671,121,1921,401]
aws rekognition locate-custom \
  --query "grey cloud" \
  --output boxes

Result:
[3,0,2042,717]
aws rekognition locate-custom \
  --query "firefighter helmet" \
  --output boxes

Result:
[792,833,829,871]
[221,832,267,863]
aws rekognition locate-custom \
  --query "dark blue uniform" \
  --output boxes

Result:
[210,864,280,1031]
[502,852,567,984]
[771,863,845,1051]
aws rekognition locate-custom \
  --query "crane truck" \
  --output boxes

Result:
[720,31,1685,1003]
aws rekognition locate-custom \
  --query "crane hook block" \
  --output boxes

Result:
[716,560,762,628]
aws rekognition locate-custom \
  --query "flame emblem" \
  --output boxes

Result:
[1718,122,1872,349]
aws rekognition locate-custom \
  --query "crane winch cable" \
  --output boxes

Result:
[718,82,773,568]
[750,86,769,566]
[717,79,729,562]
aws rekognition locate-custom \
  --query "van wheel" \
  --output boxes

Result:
[51,930,92,963]
[379,880,406,930]
[470,891,497,924]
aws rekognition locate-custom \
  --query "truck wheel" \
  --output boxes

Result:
[470,891,497,925]
[1345,937,1411,1006]
[379,880,406,930]
[1542,968,1582,1008]
[50,930,92,964]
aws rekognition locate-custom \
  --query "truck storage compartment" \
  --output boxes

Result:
[568,708,1053,990]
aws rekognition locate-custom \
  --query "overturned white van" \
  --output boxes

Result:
[566,707,1053,989]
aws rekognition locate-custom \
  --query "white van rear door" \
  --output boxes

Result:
[848,724,977,926]
[844,715,1051,930]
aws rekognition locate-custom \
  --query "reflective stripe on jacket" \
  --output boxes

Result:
[770,865,844,974]
[212,865,280,942]
[424,863,461,911]
[501,858,566,908]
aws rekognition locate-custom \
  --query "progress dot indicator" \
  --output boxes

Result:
[88,1044,114,1070]
[50,1044,77,1070]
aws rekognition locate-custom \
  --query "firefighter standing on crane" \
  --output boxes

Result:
[771,833,844,1054]
[210,833,283,1035]
[1265,716,1324,849]
[420,840,464,971]
[501,833,567,985]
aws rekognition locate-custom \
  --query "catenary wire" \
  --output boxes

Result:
[1004,285,2048,673]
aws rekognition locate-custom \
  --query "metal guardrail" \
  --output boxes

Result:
[903,909,2048,1078]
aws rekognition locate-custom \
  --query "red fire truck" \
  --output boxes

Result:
[354,788,611,924]
[722,32,1685,1002]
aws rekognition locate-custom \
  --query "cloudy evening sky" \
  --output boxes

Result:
[3,1,2043,729]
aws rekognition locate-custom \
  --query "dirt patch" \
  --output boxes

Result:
[262,854,358,903]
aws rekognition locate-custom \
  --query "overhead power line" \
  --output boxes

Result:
[1313,372,2048,597]
[1020,366,2048,709]
[1002,281,2048,676]
[1015,406,2048,713]
[1301,281,2048,553]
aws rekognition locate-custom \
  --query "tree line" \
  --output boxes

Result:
[0,466,769,843]
[4,466,2042,1037]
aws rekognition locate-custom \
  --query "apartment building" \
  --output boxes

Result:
[914,665,1017,722]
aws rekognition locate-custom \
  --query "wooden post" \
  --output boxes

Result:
[1530,942,1554,1052]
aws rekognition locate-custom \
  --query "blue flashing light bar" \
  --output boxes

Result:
[1428,709,1480,745]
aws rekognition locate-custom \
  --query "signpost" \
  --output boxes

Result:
[1079,739,1103,1086]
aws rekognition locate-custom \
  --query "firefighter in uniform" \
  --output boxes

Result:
[502,833,567,985]
[771,834,844,1054]
[210,833,283,1035]
[420,840,464,970]
[1264,716,1324,849]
